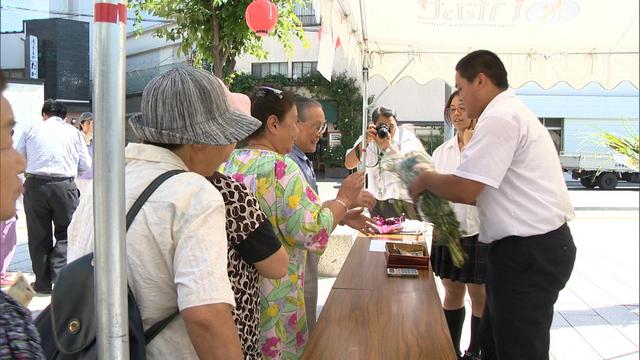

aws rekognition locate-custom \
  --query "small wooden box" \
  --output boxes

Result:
[385,243,430,269]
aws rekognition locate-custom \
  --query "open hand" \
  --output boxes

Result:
[351,190,377,210]
[342,208,377,235]
[336,171,365,208]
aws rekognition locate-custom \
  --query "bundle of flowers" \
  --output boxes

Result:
[381,151,467,267]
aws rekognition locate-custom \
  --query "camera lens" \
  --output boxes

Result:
[376,124,390,139]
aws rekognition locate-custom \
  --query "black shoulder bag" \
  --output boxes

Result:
[35,169,184,359]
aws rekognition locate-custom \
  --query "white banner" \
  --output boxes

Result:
[316,26,335,81]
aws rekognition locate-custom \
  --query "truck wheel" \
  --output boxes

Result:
[598,173,618,190]
[580,176,596,188]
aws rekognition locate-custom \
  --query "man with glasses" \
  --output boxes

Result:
[289,97,377,334]
[345,106,426,219]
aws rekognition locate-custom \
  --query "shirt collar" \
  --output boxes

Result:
[483,88,515,115]
[444,137,457,150]
[125,143,190,171]
[291,145,309,162]
[46,116,65,123]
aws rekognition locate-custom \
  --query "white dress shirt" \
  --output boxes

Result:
[432,137,480,237]
[68,143,234,359]
[454,89,575,243]
[348,126,427,201]
[16,116,91,178]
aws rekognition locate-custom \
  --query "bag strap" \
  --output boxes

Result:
[125,169,184,344]
[144,311,180,344]
[126,169,185,230]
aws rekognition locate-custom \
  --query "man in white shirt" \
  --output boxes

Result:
[345,106,426,219]
[68,67,262,359]
[409,50,576,360]
[17,99,91,293]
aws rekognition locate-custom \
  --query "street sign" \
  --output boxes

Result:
[27,35,38,79]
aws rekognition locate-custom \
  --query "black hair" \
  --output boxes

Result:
[142,141,184,151]
[371,106,397,124]
[443,90,461,125]
[455,50,509,90]
[295,96,322,123]
[41,99,68,119]
[247,84,296,139]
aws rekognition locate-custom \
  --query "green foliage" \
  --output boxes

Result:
[597,130,639,169]
[129,0,308,77]
[229,71,363,168]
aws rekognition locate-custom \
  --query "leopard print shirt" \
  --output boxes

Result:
[209,173,267,360]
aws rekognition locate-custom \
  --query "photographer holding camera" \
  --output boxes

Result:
[345,106,426,219]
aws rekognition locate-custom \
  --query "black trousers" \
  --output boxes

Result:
[481,223,576,360]
[23,176,79,289]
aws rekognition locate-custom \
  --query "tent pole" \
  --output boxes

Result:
[358,0,369,170]
[369,55,415,108]
[93,1,128,358]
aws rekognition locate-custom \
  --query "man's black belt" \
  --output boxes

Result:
[25,173,74,182]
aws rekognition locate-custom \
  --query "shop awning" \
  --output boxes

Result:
[320,0,639,89]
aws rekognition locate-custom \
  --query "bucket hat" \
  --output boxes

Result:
[79,112,93,123]
[129,66,261,145]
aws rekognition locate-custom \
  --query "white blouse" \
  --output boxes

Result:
[432,137,480,237]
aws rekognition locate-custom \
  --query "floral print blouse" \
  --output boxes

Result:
[222,149,334,360]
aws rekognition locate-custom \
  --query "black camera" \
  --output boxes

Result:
[376,123,390,139]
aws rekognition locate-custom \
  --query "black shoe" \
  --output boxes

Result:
[461,351,481,360]
[30,282,52,295]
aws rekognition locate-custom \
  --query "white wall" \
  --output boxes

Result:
[0,33,25,70]
[234,28,361,80]
[564,118,640,154]
[126,28,184,71]
[368,76,447,123]
[5,82,45,144]
[235,30,320,72]
[0,0,50,32]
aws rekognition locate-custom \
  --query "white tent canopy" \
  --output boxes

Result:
[320,0,639,89]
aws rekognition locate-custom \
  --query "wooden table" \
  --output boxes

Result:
[302,235,456,360]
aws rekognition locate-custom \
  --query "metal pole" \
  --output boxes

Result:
[369,55,415,107]
[358,0,369,170]
[93,1,128,359]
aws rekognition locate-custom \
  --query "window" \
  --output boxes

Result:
[292,61,317,79]
[294,0,319,26]
[413,123,445,155]
[539,117,564,153]
[251,62,288,78]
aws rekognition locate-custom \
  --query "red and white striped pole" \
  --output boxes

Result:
[93,1,128,358]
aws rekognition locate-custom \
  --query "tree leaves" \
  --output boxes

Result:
[130,0,307,77]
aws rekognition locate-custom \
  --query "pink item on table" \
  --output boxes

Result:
[372,215,405,234]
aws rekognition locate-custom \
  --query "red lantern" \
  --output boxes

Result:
[245,0,278,37]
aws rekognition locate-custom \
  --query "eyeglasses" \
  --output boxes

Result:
[255,86,283,99]
[299,120,328,135]
[449,107,466,114]
[312,122,328,135]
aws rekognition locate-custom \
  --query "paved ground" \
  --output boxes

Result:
[3,178,639,359]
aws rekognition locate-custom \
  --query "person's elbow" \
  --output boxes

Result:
[78,160,91,174]
[182,303,243,360]
[344,152,358,170]
[457,192,478,206]
[453,177,484,205]
[254,246,288,279]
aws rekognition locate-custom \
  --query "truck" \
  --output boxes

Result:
[560,152,640,190]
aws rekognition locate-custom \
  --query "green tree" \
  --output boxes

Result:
[130,0,309,78]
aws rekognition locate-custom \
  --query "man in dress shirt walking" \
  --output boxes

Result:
[16,99,91,293]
